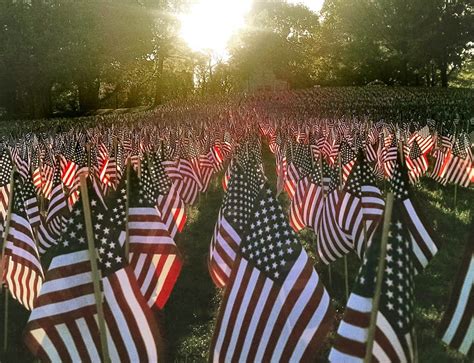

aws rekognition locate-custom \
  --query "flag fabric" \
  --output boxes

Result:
[0,150,14,223]
[440,137,474,188]
[405,140,428,184]
[124,167,183,309]
[336,153,385,258]
[340,141,357,184]
[209,157,264,288]
[22,174,41,229]
[391,156,441,273]
[2,174,44,310]
[24,181,164,361]
[329,197,416,362]
[149,152,187,238]
[210,186,333,362]
[317,163,353,264]
[438,230,473,355]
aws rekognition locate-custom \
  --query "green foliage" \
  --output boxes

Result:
[0,1,472,119]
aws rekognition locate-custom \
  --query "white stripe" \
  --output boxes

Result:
[107,269,158,361]
[225,269,259,361]
[76,317,101,362]
[56,323,81,362]
[442,256,474,344]
[41,272,92,295]
[103,273,139,362]
[375,312,407,362]
[213,259,248,362]
[404,200,437,256]
[140,254,161,297]
[30,328,61,362]
[278,272,329,362]
[255,251,308,361]
[151,254,176,305]
[239,274,273,361]
[49,250,89,269]
[329,348,364,362]
[290,292,331,362]
[459,317,474,354]
[29,294,96,321]
[129,235,174,245]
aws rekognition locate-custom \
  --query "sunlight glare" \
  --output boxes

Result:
[179,0,253,57]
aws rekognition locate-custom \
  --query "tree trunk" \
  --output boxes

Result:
[31,83,52,119]
[440,62,448,88]
[154,54,165,106]
[78,78,100,113]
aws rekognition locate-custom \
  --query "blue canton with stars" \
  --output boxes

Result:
[240,187,302,283]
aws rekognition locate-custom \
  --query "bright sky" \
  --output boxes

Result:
[179,0,324,57]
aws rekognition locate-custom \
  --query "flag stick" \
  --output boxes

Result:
[3,288,8,353]
[124,159,131,262]
[1,168,15,355]
[364,192,394,363]
[79,175,110,363]
[319,156,332,289]
[338,152,349,301]
[0,167,16,295]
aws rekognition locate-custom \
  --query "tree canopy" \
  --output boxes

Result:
[0,0,472,119]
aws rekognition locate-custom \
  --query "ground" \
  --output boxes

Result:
[0,144,472,362]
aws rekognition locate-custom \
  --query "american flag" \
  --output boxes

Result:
[336,153,385,258]
[382,135,398,179]
[149,152,187,238]
[22,174,41,229]
[390,157,441,272]
[284,141,297,197]
[440,137,473,188]
[317,162,352,264]
[3,174,44,310]
[289,152,324,233]
[25,182,164,361]
[430,148,448,185]
[124,167,183,309]
[340,141,357,184]
[438,231,473,355]
[330,201,416,362]
[210,187,333,362]
[0,149,14,223]
[405,140,428,184]
[60,142,78,188]
[209,157,263,288]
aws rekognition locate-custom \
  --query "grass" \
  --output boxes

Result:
[0,145,472,362]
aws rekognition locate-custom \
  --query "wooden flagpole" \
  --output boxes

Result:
[364,192,394,363]
[124,159,131,261]
[0,167,16,295]
[79,175,110,363]
[1,167,15,354]
[319,156,332,289]
[338,152,349,301]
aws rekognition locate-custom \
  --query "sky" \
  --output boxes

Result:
[179,0,325,57]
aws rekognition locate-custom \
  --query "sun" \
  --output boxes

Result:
[179,0,253,57]
[178,1,325,58]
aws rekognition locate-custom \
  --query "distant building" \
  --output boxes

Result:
[246,69,289,92]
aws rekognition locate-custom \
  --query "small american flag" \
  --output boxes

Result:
[438,230,473,355]
[123,167,183,309]
[330,202,417,362]
[209,157,263,288]
[3,173,44,310]
[210,187,333,362]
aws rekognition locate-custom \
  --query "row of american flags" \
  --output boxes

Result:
[0,112,472,362]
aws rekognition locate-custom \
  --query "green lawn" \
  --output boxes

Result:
[1,144,472,362]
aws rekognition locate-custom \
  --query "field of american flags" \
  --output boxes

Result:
[0,88,473,362]
[3,146,471,362]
